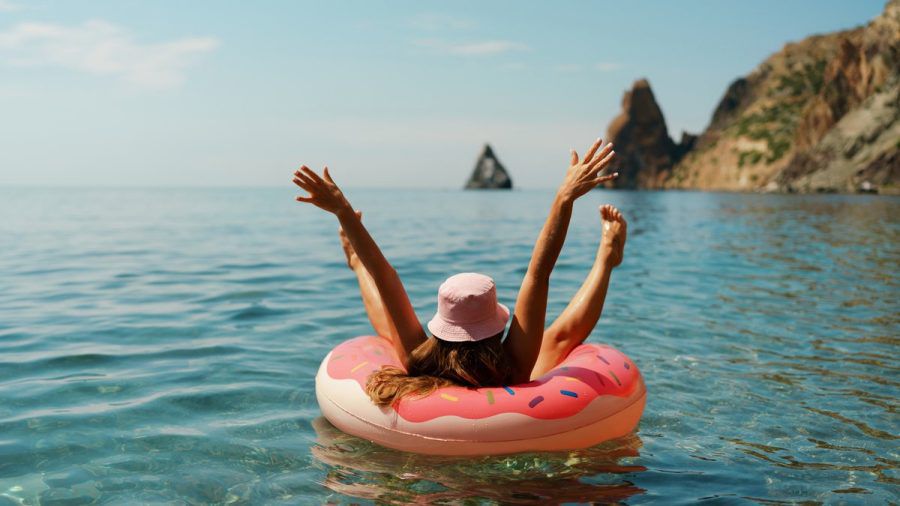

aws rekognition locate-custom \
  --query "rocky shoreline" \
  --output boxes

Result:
[604,0,899,195]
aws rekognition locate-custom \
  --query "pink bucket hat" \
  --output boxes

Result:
[427,273,510,342]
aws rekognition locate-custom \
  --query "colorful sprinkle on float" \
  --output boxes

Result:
[316,335,646,456]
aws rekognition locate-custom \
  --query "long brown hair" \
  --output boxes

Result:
[365,333,512,407]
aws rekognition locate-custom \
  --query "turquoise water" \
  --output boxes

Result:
[1,188,897,504]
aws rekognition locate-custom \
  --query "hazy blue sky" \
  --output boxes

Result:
[0,0,887,188]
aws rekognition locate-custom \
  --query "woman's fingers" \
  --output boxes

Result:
[587,144,614,171]
[594,172,619,184]
[293,171,317,189]
[292,176,313,192]
[582,138,602,165]
[570,148,579,166]
[293,168,316,183]
[293,167,318,185]
[323,166,336,184]
[295,196,314,203]
[589,150,616,176]
[301,166,325,185]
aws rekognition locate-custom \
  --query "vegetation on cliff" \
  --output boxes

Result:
[609,0,899,194]
[673,0,899,193]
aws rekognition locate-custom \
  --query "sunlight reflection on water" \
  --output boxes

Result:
[0,188,897,504]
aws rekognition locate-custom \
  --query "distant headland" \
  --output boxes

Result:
[463,1,896,194]
[605,0,898,194]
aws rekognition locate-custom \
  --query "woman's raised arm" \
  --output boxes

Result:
[502,140,617,383]
[292,166,427,365]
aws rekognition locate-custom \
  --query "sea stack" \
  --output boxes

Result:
[464,144,513,189]
[604,78,693,189]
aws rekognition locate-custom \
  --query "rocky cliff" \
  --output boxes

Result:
[465,144,513,189]
[604,79,696,189]
[601,1,899,194]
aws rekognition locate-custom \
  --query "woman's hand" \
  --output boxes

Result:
[557,139,618,203]
[504,138,616,382]
[293,166,427,362]
[292,165,352,216]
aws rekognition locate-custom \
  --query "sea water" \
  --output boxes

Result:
[0,188,897,504]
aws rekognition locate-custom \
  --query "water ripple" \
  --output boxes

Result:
[0,188,897,503]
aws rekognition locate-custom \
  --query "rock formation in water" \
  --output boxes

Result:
[604,79,695,189]
[665,0,899,194]
[465,144,513,189]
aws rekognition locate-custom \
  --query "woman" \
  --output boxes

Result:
[292,138,627,406]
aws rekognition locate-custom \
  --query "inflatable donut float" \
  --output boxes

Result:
[315,335,646,456]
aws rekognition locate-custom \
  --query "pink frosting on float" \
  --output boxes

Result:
[325,335,640,423]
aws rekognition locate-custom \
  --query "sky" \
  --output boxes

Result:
[0,0,888,189]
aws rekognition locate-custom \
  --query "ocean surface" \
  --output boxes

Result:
[0,188,897,505]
